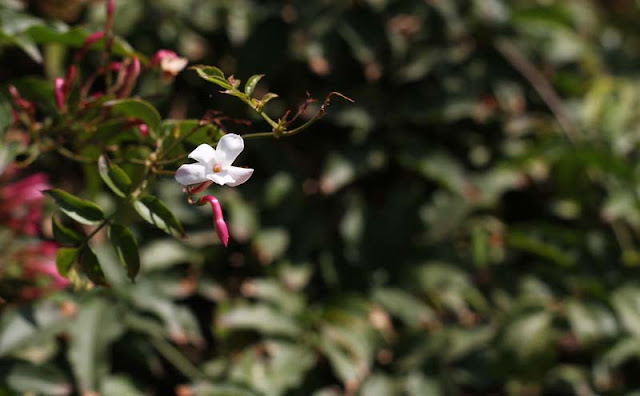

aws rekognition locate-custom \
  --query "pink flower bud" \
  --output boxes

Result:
[63,65,76,97]
[106,0,115,30]
[54,78,65,110]
[138,123,149,137]
[118,57,140,97]
[74,31,106,62]
[124,118,149,137]
[8,85,35,114]
[108,61,122,72]
[198,195,229,247]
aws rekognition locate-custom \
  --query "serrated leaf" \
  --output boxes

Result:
[133,195,185,238]
[105,98,161,133]
[44,189,104,225]
[190,65,233,90]
[244,74,264,97]
[52,217,82,246]
[98,155,132,198]
[78,247,106,285]
[108,224,140,281]
[55,248,77,277]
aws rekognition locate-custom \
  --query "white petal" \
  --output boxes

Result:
[206,171,236,186]
[188,144,217,164]
[161,57,188,76]
[175,163,208,185]
[216,134,244,166]
[224,166,254,187]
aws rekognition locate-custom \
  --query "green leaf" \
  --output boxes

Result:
[108,224,140,281]
[0,302,70,356]
[219,304,301,336]
[256,92,279,110]
[68,298,124,393]
[0,93,11,134]
[566,300,618,345]
[0,140,21,176]
[78,247,106,285]
[44,189,104,225]
[244,74,264,97]
[105,98,162,133]
[372,287,435,328]
[612,286,640,338]
[229,340,315,395]
[1,361,71,396]
[98,155,132,198]
[55,247,78,277]
[133,195,185,238]
[501,310,553,364]
[52,218,83,246]
[190,65,233,90]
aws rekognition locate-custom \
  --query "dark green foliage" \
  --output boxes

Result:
[4,1,640,395]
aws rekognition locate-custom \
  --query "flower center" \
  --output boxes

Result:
[212,164,221,173]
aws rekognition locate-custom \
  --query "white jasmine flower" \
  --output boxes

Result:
[175,134,254,187]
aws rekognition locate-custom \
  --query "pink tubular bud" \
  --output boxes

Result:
[8,85,35,114]
[118,57,140,97]
[63,65,76,97]
[74,31,105,62]
[54,78,65,110]
[198,195,229,247]
[106,0,115,30]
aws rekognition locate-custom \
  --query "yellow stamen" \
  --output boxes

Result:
[213,164,221,173]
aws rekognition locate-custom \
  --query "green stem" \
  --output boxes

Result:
[156,153,188,165]
[239,96,279,129]
[84,213,116,243]
[240,131,275,139]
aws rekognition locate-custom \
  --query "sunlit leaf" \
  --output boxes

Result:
[98,155,132,198]
[244,74,264,97]
[44,189,104,225]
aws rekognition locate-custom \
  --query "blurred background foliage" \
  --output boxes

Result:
[4,0,640,395]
